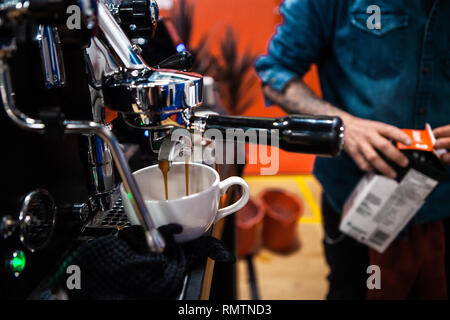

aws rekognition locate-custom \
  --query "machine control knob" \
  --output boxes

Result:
[118,0,159,38]
[18,189,57,253]
[58,202,90,232]
[0,215,17,239]
[154,51,194,71]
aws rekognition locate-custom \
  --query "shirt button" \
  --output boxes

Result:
[423,67,430,74]
[418,108,426,115]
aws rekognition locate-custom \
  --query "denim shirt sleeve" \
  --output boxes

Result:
[255,0,335,105]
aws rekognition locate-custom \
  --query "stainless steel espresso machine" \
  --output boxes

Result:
[0,0,344,299]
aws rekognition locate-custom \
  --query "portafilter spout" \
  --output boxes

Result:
[158,128,193,169]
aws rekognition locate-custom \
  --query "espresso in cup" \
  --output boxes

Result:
[121,162,250,242]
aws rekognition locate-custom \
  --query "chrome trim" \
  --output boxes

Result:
[36,25,66,88]
[84,1,203,135]
[86,134,115,210]
[18,189,56,253]
[338,124,345,153]
[158,128,192,166]
[0,0,30,15]
[97,0,146,70]
[0,60,165,253]
[104,69,203,130]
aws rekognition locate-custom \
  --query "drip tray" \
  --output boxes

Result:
[84,197,131,232]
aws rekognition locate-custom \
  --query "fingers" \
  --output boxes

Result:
[360,142,397,179]
[435,137,450,150]
[433,125,450,138]
[378,124,412,146]
[346,144,373,172]
[369,135,409,168]
[439,153,450,165]
[431,127,450,165]
[345,119,412,178]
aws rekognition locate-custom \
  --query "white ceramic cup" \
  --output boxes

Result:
[120,162,250,242]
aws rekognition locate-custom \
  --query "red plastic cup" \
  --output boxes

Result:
[236,197,265,257]
[260,189,303,252]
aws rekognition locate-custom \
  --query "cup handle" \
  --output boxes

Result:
[215,177,250,223]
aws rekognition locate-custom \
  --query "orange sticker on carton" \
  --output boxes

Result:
[397,125,434,151]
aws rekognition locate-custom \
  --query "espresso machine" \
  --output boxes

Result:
[0,0,344,299]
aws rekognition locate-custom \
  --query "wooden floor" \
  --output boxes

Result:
[237,175,329,300]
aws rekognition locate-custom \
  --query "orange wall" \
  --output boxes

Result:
[167,0,322,175]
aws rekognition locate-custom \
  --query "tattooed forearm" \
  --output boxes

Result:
[263,78,351,121]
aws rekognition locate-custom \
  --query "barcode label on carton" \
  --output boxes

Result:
[369,229,390,247]
[340,171,437,253]
[356,193,382,217]
[399,169,438,200]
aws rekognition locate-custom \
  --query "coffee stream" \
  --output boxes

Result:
[158,160,170,200]
[159,157,190,201]
[185,157,190,197]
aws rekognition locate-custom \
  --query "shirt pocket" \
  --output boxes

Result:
[349,3,409,79]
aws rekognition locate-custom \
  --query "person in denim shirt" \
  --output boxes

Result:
[255,0,450,299]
